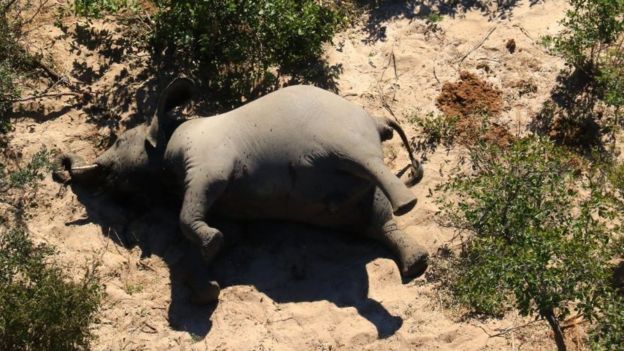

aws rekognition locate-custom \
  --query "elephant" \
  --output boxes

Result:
[54,78,428,303]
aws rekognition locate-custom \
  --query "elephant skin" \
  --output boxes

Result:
[55,78,428,303]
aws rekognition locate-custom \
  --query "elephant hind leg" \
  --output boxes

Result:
[343,156,417,216]
[373,221,428,279]
[365,188,428,279]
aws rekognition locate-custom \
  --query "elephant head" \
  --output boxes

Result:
[54,77,194,193]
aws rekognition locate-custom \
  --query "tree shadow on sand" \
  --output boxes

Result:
[67,187,404,340]
[529,68,606,154]
[357,0,543,43]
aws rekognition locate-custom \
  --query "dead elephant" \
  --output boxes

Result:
[55,78,428,303]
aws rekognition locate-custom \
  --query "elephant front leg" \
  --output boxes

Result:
[178,178,229,304]
[179,178,228,263]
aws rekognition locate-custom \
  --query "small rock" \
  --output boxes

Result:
[506,39,516,53]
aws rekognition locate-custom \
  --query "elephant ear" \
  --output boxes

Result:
[146,77,195,149]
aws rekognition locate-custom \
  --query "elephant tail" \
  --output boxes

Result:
[376,117,423,187]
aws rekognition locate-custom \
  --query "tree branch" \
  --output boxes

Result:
[11,92,83,103]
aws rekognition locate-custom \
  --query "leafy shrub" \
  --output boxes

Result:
[0,0,23,135]
[150,0,343,109]
[7,149,53,189]
[72,0,137,18]
[437,137,623,351]
[0,228,101,351]
[409,111,459,156]
[545,0,624,73]
[0,61,17,134]
[541,0,624,149]
[0,149,102,350]
[589,290,624,350]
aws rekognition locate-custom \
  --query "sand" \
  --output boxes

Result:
[6,1,586,350]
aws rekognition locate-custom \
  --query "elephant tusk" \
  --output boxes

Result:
[70,164,100,172]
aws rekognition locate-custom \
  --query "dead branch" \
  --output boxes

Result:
[2,0,18,14]
[23,0,50,26]
[473,320,540,338]
[457,26,497,64]
[11,92,82,103]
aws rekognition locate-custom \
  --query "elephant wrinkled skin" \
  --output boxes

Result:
[55,78,428,303]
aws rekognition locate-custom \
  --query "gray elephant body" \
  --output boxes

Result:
[167,86,407,228]
[57,81,428,303]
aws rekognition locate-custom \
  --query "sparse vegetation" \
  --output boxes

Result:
[436,137,624,351]
[150,0,343,109]
[72,0,137,17]
[0,0,24,135]
[540,0,624,151]
[409,111,459,156]
[3,0,624,349]
[0,228,102,351]
[6,149,53,189]
[0,150,102,350]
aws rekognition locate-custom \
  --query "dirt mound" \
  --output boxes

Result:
[435,72,511,147]
[436,71,503,118]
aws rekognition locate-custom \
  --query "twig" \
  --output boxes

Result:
[391,51,398,80]
[141,321,158,334]
[457,26,497,64]
[513,24,534,42]
[377,47,401,122]
[2,0,18,13]
[23,0,50,26]
[477,57,501,63]
[379,48,397,83]
[489,320,540,338]
[11,92,82,103]
[433,66,440,84]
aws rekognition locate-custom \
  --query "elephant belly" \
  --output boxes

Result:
[213,166,375,231]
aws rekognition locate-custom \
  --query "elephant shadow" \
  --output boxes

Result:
[69,186,403,340]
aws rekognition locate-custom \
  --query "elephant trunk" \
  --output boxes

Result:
[52,153,101,185]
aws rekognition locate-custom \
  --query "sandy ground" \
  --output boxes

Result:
[6,1,585,350]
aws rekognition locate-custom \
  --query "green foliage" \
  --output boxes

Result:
[0,61,17,134]
[426,12,443,24]
[438,137,623,349]
[72,0,136,17]
[0,0,23,135]
[0,149,102,350]
[151,0,343,108]
[545,0,624,71]
[0,228,101,351]
[589,290,624,350]
[409,112,459,151]
[6,149,53,189]
[540,0,624,150]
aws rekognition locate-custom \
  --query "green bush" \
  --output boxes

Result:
[0,228,101,351]
[541,0,624,148]
[0,61,17,134]
[437,137,624,351]
[409,111,459,153]
[0,149,102,350]
[72,0,137,18]
[7,149,53,189]
[546,0,624,73]
[0,1,22,135]
[151,0,343,108]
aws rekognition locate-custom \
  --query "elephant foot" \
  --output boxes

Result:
[377,222,429,280]
[190,280,221,305]
[398,242,429,280]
